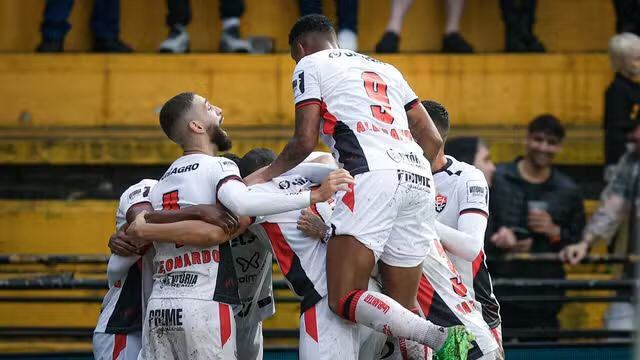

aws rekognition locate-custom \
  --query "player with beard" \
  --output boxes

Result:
[129,92,352,359]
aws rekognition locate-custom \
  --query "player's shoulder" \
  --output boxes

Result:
[120,179,157,204]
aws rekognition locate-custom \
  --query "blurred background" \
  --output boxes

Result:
[0,0,638,359]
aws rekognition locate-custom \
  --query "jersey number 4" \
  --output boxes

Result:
[162,190,183,248]
[362,71,394,124]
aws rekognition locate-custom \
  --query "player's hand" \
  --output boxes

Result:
[559,242,589,264]
[527,210,556,236]
[199,204,239,235]
[108,230,140,256]
[490,226,517,249]
[297,209,329,240]
[124,212,152,249]
[312,169,354,203]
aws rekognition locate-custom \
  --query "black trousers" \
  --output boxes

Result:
[499,0,537,37]
[613,0,640,35]
[299,0,358,33]
[166,0,245,29]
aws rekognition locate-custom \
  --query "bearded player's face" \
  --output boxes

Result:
[193,95,232,152]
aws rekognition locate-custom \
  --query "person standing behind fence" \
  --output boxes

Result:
[561,122,640,332]
[603,33,640,175]
[36,0,132,53]
[485,115,585,340]
[159,0,253,53]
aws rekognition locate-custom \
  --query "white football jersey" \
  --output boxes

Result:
[292,49,430,177]
[148,154,240,304]
[432,156,501,328]
[248,174,334,314]
[95,179,157,334]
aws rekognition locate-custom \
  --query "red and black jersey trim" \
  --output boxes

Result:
[261,222,322,313]
[460,208,489,218]
[417,275,483,360]
[212,242,241,304]
[295,98,322,110]
[404,98,420,111]
[105,260,143,334]
[216,175,243,198]
[332,121,370,176]
[472,257,502,328]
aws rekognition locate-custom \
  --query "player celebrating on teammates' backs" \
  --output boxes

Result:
[250,14,474,359]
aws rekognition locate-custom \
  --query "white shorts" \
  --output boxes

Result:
[299,296,360,360]
[141,298,236,360]
[418,240,498,360]
[93,332,141,360]
[235,321,263,360]
[331,170,436,267]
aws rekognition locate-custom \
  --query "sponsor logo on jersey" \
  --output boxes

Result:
[160,163,200,180]
[230,235,256,248]
[386,150,427,170]
[128,188,142,200]
[159,273,199,288]
[466,180,488,204]
[327,50,383,64]
[435,194,448,213]
[397,170,431,188]
[148,308,183,328]
[219,159,238,173]
[236,252,260,272]
[156,249,220,274]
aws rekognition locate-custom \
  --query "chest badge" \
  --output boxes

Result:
[435,194,448,213]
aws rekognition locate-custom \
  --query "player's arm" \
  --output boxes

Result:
[217,169,352,217]
[143,204,239,235]
[126,212,252,247]
[435,213,487,262]
[406,102,443,163]
[255,104,321,183]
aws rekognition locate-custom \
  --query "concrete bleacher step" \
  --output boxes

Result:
[0,54,611,129]
[0,126,605,165]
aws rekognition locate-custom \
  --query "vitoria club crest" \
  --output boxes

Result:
[435,194,447,213]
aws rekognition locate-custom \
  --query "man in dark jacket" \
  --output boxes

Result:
[486,115,586,338]
[604,32,640,169]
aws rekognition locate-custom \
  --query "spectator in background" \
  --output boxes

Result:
[300,0,359,50]
[486,115,585,337]
[613,0,640,36]
[603,33,640,172]
[561,123,640,331]
[159,0,252,53]
[36,0,131,53]
[445,136,496,185]
[375,0,474,53]
[500,0,544,52]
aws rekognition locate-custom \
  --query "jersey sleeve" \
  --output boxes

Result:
[292,57,322,109]
[457,169,489,217]
[212,157,243,199]
[115,179,156,230]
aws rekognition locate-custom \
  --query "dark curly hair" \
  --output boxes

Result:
[288,14,335,46]
[422,100,450,140]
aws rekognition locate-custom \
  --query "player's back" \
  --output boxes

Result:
[148,154,239,304]
[248,174,332,313]
[432,155,500,329]
[293,49,430,177]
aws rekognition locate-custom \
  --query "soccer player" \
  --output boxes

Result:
[421,100,502,358]
[93,179,156,360]
[131,92,352,359]
[250,14,473,359]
